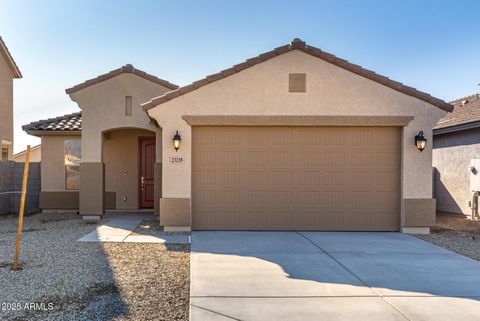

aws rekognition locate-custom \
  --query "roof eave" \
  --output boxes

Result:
[24,130,82,137]
[434,120,480,135]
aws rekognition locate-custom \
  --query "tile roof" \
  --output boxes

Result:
[22,112,82,135]
[65,64,178,94]
[142,38,453,113]
[434,94,480,131]
[0,36,22,78]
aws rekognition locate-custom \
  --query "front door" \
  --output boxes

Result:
[139,136,155,208]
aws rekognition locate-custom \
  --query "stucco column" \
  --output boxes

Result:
[79,131,104,218]
[401,125,436,234]
[159,124,192,231]
[154,127,162,218]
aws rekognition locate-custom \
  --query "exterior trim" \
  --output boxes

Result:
[433,120,480,135]
[142,38,452,112]
[182,115,414,127]
[26,131,82,137]
[65,64,178,94]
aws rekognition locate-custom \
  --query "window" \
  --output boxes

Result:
[1,146,8,161]
[64,139,81,190]
[125,96,132,116]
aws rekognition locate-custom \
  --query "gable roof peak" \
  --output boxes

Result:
[65,64,178,94]
[142,39,453,113]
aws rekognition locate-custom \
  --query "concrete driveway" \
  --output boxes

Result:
[190,232,480,321]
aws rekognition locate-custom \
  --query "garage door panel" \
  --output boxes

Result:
[298,171,322,185]
[322,171,345,185]
[217,171,241,185]
[375,171,399,186]
[192,126,400,231]
[350,171,374,186]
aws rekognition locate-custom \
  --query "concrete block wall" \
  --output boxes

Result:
[0,161,41,215]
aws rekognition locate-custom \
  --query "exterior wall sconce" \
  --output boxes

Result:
[173,130,181,151]
[415,131,427,152]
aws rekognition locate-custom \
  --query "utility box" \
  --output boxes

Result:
[470,159,480,191]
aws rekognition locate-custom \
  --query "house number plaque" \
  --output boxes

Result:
[170,156,184,164]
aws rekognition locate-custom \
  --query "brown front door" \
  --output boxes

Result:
[139,136,156,208]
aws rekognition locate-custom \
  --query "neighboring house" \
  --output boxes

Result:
[24,39,452,233]
[433,93,480,215]
[13,144,41,162]
[0,36,22,160]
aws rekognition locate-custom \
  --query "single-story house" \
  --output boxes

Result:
[24,38,453,233]
[13,144,42,162]
[433,93,480,215]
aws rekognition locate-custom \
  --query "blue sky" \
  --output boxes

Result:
[1,0,479,152]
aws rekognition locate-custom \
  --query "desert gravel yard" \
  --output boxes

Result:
[0,213,190,321]
[416,212,480,261]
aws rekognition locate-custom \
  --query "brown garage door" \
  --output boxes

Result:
[192,126,400,231]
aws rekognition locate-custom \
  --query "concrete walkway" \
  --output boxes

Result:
[78,213,190,244]
[190,232,480,321]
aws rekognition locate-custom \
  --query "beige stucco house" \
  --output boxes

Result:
[24,39,452,233]
[0,36,22,160]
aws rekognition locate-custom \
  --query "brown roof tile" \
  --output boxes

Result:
[65,64,178,94]
[22,112,82,135]
[434,94,480,131]
[142,38,453,112]
[0,36,22,78]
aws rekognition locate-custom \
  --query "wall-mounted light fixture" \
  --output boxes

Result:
[415,131,427,152]
[173,130,181,151]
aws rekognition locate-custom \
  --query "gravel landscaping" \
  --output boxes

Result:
[416,212,480,261]
[0,213,190,321]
